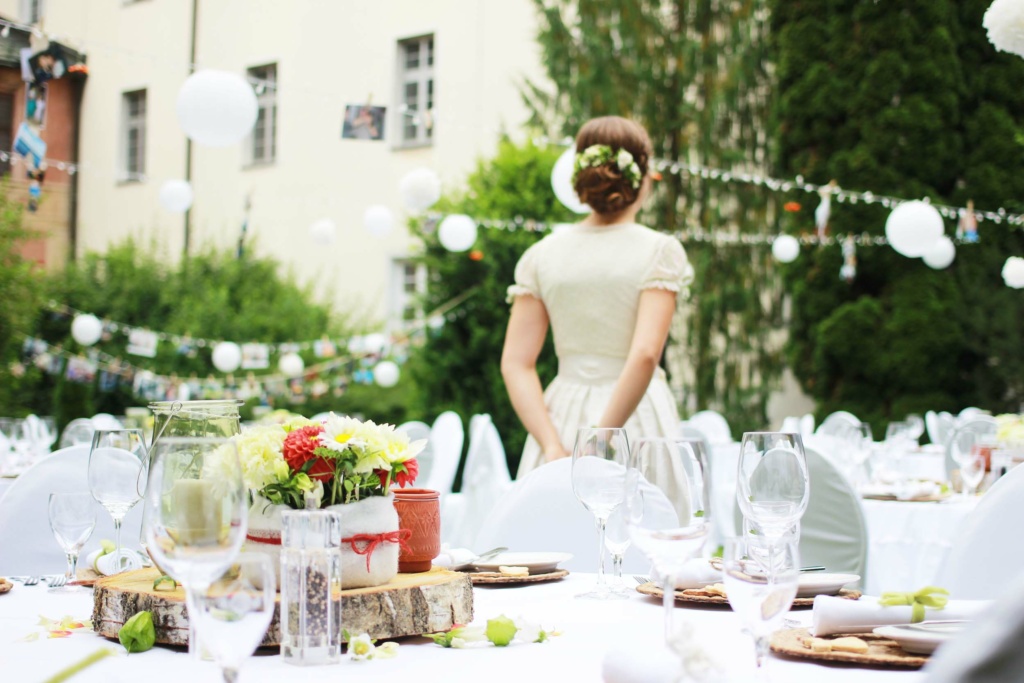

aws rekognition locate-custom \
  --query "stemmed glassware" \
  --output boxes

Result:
[143,436,248,658]
[603,496,639,596]
[571,427,629,600]
[48,493,97,592]
[193,552,275,683]
[722,536,800,680]
[736,432,809,545]
[89,428,148,573]
[624,437,711,680]
[956,447,987,498]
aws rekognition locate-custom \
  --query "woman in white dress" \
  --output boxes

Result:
[502,116,694,478]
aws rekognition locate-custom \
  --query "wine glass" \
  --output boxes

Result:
[48,493,97,592]
[143,436,248,658]
[193,553,275,683]
[624,437,712,680]
[722,536,800,680]
[571,427,629,600]
[603,494,640,596]
[89,429,148,573]
[736,433,809,545]
[958,446,987,498]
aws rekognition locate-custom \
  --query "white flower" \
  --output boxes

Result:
[205,425,287,492]
[349,633,375,661]
[616,149,634,170]
[514,619,543,644]
[375,641,399,659]
[450,637,468,649]
[303,480,324,509]
[319,413,367,453]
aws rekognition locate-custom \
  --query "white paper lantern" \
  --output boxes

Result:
[212,341,242,373]
[71,314,103,346]
[278,352,305,378]
[399,168,441,212]
[922,236,956,269]
[158,180,194,213]
[771,235,800,263]
[1003,256,1024,288]
[551,147,590,215]
[373,360,400,388]
[362,333,388,355]
[364,205,394,238]
[309,218,337,246]
[885,201,945,258]
[176,70,259,147]
[984,0,1024,58]
[438,214,477,252]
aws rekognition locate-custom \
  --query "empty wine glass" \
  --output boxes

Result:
[959,447,987,498]
[723,536,800,680]
[193,553,275,683]
[604,494,640,596]
[625,437,712,681]
[48,493,97,592]
[736,433,809,546]
[143,436,248,658]
[571,427,629,600]
[89,429,148,573]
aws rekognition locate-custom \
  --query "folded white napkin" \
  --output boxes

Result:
[810,594,992,636]
[673,558,721,590]
[432,546,477,569]
[85,548,146,576]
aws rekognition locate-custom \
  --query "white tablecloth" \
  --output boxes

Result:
[1,574,924,683]
[0,476,13,500]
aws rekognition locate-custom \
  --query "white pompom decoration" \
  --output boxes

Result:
[278,352,305,378]
[373,360,400,388]
[309,218,337,246]
[984,0,1024,58]
[363,205,394,238]
[158,180,194,213]
[71,314,103,346]
[551,147,590,214]
[438,214,478,252]
[771,235,800,263]
[922,236,956,269]
[176,70,259,147]
[212,342,242,373]
[885,201,945,258]
[1003,256,1024,288]
[399,168,442,212]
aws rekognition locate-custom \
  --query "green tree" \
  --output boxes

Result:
[772,0,1024,432]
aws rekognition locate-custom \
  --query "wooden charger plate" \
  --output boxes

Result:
[861,493,949,503]
[770,627,929,668]
[470,569,569,585]
[635,582,862,607]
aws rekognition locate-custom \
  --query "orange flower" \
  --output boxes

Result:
[469,250,484,261]
[784,201,802,212]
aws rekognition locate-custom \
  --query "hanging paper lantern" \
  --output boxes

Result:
[1003,256,1024,288]
[309,218,337,246]
[922,236,956,270]
[212,341,242,373]
[278,352,305,378]
[373,360,400,388]
[399,168,441,211]
[984,0,1024,58]
[362,333,388,355]
[551,147,590,215]
[438,214,477,252]
[176,70,258,147]
[771,235,800,263]
[158,180,194,213]
[885,201,944,258]
[71,314,103,346]
[364,205,394,238]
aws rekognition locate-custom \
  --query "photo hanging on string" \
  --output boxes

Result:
[25,82,47,128]
[126,329,159,358]
[28,44,68,83]
[342,104,386,141]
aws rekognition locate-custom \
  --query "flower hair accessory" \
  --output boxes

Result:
[572,144,643,189]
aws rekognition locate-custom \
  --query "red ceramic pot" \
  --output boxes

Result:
[393,488,441,573]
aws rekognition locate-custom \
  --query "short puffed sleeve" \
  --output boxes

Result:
[506,242,543,304]
[641,237,694,297]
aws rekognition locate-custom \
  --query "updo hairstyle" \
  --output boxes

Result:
[572,116,652,215]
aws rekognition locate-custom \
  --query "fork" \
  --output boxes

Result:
[46,575,67,588]
[633,575,651,585]
[22,576,40,586]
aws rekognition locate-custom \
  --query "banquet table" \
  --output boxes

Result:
[2,574,928,683]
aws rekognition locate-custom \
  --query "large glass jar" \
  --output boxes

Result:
[148,400,243,447]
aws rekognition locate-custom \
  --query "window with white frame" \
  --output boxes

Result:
[21,0,42,23]
[121,89,146,181]
[247,63,277,165]
[389,259,427,330]
[396,35,434,146]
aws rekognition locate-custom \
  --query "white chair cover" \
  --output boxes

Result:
[779,416,801,433]
[59,418,96,449]
[957,407,987,422]
[816,411,861,436]
[686,410,732,444]
[421,411,464,495]
[800,445,868,579]
[937,462,1024,600]
[397,420,433,484]
[800,413,816,437]
[0,445,145,575]
[441,414,512,548]
[473,458,678,573]
[944,416,998,480]
[90,413,124,430]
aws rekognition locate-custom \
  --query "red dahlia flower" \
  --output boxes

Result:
[282,425,333,481]
[394,458,419,488]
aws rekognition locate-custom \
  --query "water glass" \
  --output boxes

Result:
[603,498,638,595]
[571,427,629,599]
[89,429,148,573]
[48,493,97,592]
[736,432,809,544]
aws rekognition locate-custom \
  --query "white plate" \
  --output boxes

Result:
[473,552,573,574]
[796,573,860,598]
[873,622,966,654]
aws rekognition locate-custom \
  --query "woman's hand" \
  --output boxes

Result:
[542,445,570,462]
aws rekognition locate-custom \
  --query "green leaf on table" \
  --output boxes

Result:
[118,611,156,654]
[152,575,177,591]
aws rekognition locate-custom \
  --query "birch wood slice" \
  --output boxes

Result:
[92,567,474,647]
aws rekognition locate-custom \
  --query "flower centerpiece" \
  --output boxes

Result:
[232,412,425,589]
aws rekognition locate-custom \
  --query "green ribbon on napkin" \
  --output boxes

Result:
[879,586,950,623]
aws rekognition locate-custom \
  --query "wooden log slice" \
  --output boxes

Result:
[92,567,473,647]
